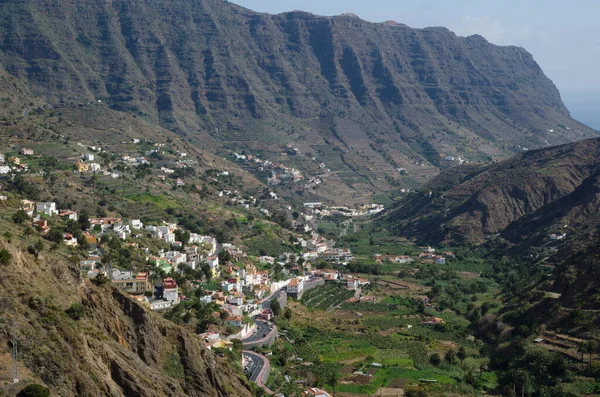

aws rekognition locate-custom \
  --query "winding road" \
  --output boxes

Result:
[243,350,267,382]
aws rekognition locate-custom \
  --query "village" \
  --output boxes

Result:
[0,140,470,397]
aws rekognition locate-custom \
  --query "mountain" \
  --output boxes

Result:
[0,0,596,203]
[382,137,600,245]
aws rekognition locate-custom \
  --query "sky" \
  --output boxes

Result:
[231,0,599,129]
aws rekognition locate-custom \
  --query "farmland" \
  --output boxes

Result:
[267,259,502,396]
[300,284,355,311]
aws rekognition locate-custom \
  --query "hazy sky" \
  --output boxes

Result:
[231,0,599,129]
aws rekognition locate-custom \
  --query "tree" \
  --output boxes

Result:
[65,303,86,320]
[457,346,467,365]
[270,299,282,317]
[23,226,34,241]
[46,228,63,243]
[284,307,293,323]
[316,362,340,397]
[231,338,243,351]
[78,211,91,230]
[0,249,12,266]
[91,273,109,286]
[584,341,598,368]
[3,231,12,242]
[218,249,232,263]
[12,210,29,224]
[444,348,456,364]
[429,353,441,367]
[17,384,50,397]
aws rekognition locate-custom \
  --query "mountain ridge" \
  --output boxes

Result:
[0,0,596,203]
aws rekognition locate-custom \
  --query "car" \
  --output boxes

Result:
[262,333,267,337]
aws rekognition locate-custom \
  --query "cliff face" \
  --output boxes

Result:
[383,138,600,244]
[0,236,252,397]
[0,0,595,198]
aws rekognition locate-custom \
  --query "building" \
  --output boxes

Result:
[162,278,179,303]
[318,248,353,262]
[63,233,78,246]
[129,219,144,229]
[59,210,78,221]
[111,271,152,294]
[76,161,89,172]
[20,148,34,156]
[302,388,332,397]
[0,166,10,174]
[33,219,50,234]
[0,153,4,163]
[286,277,304,299]
[226,316,243,327]
[36,202,58,216]
[89,163,102,172]
[83,153,94,161]
[347,278,358,290]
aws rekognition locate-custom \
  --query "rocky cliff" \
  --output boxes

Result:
[0,0,595,199]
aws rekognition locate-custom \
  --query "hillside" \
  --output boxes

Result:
[0,0,596,203]
[382,138,600,244]
[0,221,253,397]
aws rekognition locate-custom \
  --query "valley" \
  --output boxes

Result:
[0,1,599,397]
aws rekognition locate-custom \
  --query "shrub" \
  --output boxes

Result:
[17,384,50,397]
[65,303,86,320]
[0,249,12,266]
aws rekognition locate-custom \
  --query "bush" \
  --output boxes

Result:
[0,249,12,266]
[91,274,109,286]
[12,210,29,224]
[17,384,50,397]
[65,302,86,320]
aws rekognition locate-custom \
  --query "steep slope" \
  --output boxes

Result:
[0,0,595,201]
[383,138,600,244]
[0,228,253,397]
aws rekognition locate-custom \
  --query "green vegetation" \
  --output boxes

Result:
[17,384,50,397]
[300,284,354,311]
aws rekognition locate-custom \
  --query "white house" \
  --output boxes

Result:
[83,153,94,161]
[286,277,304,299]
[129,219,143,230]
[0,166,11,174]
[89,163,102,172]
[59,210,79,221]
[36,202,58,216]
[162,278,179,303]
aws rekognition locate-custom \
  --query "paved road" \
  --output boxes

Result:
[243,351,266,382]
[241,320,273,344]
[261,287,285,310]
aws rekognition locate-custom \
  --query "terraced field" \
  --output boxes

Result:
[301,284,355,311]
